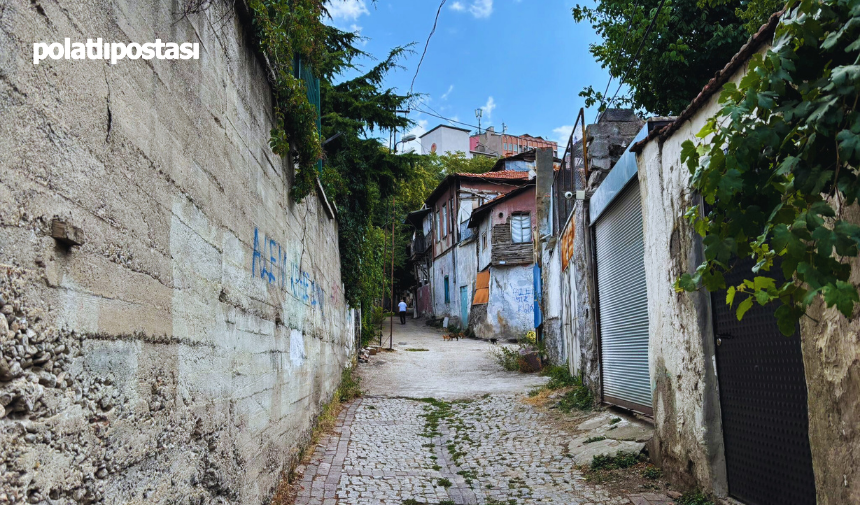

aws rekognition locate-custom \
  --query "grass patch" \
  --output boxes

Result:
[436,477,452,488]
[589,451,641,471]
[558,385,594,412]
[609,417,621,425]
[406,348,429,352]
[676,490,715,505]
[526,365,595,412]
[583,436,606,444]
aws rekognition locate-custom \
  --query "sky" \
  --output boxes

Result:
[324,0,611,155]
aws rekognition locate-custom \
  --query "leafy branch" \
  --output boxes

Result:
[676,0,860,335]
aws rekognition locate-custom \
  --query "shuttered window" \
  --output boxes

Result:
[511,213,531,243]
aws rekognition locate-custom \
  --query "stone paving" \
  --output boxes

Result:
[294,319,674,505]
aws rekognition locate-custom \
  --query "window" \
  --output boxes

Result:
[441,204,448,237]
[511,213,531,243]
[444,275,450,303]
[435,210,441,241]
[482,232,487,250]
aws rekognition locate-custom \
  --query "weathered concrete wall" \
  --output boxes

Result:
[483,265,533,341]
[637,116,729,494]
[799,202,860,504]
[456,239,477,327]
[568,110,644,399]
[568,205,600,393]
[541,242,564,364]
[431,249,458,324]
[0,1,354,503]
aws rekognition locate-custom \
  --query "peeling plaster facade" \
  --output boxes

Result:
[0,1,354,503]
[636,40,860,502]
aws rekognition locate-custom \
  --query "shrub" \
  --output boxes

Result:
[558,385,594,412]
[642,465,662,480]
[489,345,521,371]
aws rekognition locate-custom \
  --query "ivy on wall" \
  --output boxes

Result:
[676,0,860,335]
[248,0,326,200]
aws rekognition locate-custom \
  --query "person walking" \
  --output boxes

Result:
[398,298,408,325]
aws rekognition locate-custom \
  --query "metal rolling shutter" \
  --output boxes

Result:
[594,180,652,413]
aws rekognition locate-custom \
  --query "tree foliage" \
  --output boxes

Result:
[676,0,860,335]
[572,0,782,115]
[247,0,326,197]
[316,27,415,312]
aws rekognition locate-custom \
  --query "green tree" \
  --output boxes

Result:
[573,0,783,115]
[435,152,499,176]
[315,26,416,316]
[676,0,860,334]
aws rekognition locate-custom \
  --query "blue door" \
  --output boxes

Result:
[460,286,469,326]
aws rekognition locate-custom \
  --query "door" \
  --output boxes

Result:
[713,257,816,504]
[459,286,469,326]
[593,180,652,415]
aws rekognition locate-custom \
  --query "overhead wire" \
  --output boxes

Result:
[410,0,448,98]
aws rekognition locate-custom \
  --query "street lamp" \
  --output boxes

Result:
[394,134,417,153]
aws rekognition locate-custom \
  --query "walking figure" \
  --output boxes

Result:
[398,298,408,325]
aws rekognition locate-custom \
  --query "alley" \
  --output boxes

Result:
[293,319,671,505]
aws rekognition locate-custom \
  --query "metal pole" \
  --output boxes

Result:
[389,193,396,350]
[380,233,385,347]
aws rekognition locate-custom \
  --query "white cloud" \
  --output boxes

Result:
[481,96,496,120]
[469,0,493,18]
[449,0,492,18]
[325,0,369,21]
[440,85,454,101]
[553,125,575,150]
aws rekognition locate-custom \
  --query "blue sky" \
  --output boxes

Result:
[324,0,611,155]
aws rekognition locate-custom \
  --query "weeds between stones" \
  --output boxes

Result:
[583,436,606,444]
[676,490,715,505]
[525,365,595,412]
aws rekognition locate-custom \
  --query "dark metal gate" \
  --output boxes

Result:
[712,258,816,504]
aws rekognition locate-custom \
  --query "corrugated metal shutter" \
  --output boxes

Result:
[594,180,651,414]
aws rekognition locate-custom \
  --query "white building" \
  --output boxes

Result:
[420,125,472,158]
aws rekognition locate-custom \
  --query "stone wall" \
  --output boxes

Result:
[799,203,860,504]
[0,1,354,503]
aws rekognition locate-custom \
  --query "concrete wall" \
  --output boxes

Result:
[637,107,729,493]
[477,218,492,271]
[431,249,458,323]
[800,209,860,503]
[484,265,533,341]
[541,242,564,364]
[0,2,354,503]
[455,240,477,327]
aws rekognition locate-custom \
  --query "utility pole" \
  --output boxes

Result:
[389,193,395,350]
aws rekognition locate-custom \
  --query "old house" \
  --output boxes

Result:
[549,12,860,505]
[466,184,537,340]
[419,171,532,328]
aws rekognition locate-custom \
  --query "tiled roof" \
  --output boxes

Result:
[457,171,531,180]
[630,11,782,154]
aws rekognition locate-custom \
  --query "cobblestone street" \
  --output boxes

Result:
[293,319,674,505]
